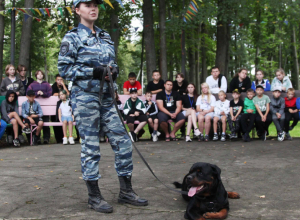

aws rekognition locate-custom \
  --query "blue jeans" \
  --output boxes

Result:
[0,119,7,140]
[61,116,73,122]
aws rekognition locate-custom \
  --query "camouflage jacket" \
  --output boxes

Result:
[57,23,118,93]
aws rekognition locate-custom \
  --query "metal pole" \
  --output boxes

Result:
[10,0,15,65]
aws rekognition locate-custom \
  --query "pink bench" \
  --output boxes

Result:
[18,96,76,145]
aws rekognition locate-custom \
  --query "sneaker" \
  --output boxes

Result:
[286,133,292,140]
[213,134,218,141]
[100,136,105,142]
[128,132,136,142]
[18,134,25,144]
[231,132,237,139]
[277,132,285,142]
[198,134,204,142]
[156,131,161,137]
[186,136,192,142]
[204,135,209,142]
[7,135,13,144]
[43,139,49,144]
[137,129,145,138]
[37,136,42,145]
[13,138,20,147]
[194,128,201,137]
[152,133,158,142]
[221,134,226,142]
[22,127,31,134]
[33,134,38,145]
[69,137,75,145]
[261,131,267,141]
[246,133,251,142]
[63,137,68,145]
[242,134,247,142]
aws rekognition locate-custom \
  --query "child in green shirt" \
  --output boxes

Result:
[241,88,256,142]
[253,85,272,141]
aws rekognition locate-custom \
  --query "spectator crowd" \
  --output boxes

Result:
[0,64,299,146]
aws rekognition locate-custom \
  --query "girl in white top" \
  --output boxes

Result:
[58,90,75,145]
[196,82,216,141]
[181,83,201,142]
[213,90,230,141]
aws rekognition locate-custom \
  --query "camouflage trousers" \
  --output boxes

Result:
[71,86,133,181]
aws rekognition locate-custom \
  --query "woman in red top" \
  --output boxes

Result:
[284,88,298,140]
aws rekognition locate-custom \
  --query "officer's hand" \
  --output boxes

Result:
[93,66,105,79]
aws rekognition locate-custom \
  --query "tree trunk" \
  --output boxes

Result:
[195,24,201,92]
[18,0,34,74]
[187,30,195,84]
[215,0,230,77]
[291,26,299,89]
[181,0,186,75]
[159,0,167,80]
[43,36,48,82]
[0,0,4,84]
[143,0,156,82]
[201,23,207,83]
[278,25,282,68]
[215,21,229,77]
[110,3,120,62]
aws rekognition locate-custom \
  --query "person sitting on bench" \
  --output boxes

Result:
[156,80,185,142]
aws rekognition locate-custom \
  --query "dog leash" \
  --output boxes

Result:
[98,63,188,195]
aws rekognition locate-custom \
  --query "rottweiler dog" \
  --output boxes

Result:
[174,162,240,220]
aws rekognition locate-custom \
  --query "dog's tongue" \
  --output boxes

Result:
[188,187,198,197]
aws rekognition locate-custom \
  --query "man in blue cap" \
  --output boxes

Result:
[58,0,148,214]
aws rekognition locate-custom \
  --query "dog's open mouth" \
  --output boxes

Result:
[188,184,206,197]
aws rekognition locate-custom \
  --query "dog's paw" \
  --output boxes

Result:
[227,191,240,199]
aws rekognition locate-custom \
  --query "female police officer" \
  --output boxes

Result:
[57,0,148,213]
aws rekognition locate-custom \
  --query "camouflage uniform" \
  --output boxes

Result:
[58,23,133,181]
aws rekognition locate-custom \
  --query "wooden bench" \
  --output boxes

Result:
[17,96,76,145]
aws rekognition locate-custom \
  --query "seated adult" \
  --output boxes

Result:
[123,72,142,96]
[156,80,185,141]
[206,66,227,94]
[27,70,52,144]
[181,83,201,142]
[271,68,293,92]
[229,68,251,93]
[173,73,188,96]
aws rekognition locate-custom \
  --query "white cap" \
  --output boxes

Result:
[272,86,282,92]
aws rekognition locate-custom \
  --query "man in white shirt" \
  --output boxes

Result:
[206,66,227,94]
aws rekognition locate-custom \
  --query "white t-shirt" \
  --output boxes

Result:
[196,95,216,110]
[205,75,227,94]
[214,99,230,115]
[59,100,72,117]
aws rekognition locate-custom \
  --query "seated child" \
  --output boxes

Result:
[115,91,123,115]
[58,90,75,145]
[22,90,44,145]
[241,89,256,142]
[284,88,299,140]
[270,87,285,141]
[1,91,31,146]
[228,89,243,139]
[144,91,160,142]
[253,85,272,141]
[123,89,147,142]
[0,117,7,140]
[123,72,142,95]
[213,90,230,141]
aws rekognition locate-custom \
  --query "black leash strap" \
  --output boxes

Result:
[98,64,188,195]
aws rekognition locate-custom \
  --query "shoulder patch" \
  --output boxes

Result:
[60,42,69,56]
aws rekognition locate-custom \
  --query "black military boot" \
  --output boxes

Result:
[85,180,113,213]
[118,176,148,206]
